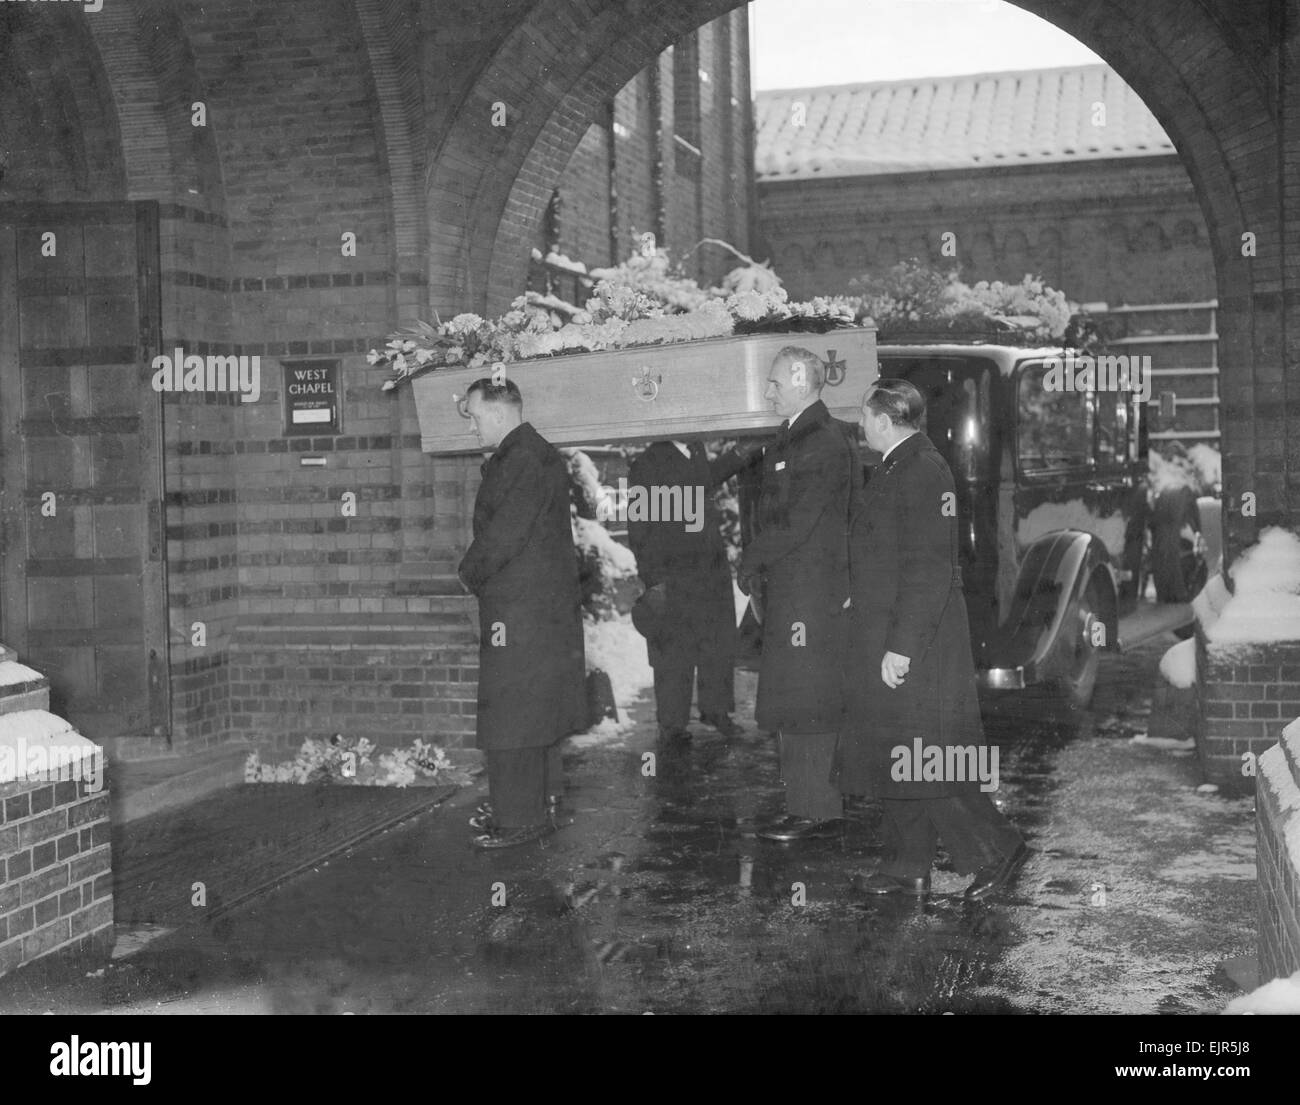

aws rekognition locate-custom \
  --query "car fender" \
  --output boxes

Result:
[978,530,1118,689]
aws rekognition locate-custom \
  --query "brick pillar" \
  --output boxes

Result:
[1257,718,1300,981]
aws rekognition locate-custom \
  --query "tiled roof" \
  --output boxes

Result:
[755,64,1175,181]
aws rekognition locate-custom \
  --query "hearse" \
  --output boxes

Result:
[872,338,1217,708]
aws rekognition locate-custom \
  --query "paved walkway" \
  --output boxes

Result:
[0,636,1255,1014]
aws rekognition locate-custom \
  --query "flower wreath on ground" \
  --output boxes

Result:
[245,733,477,787]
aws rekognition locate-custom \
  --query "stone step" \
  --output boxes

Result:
[108,745,254,824]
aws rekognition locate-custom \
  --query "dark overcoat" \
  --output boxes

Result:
[836,431,985,798]
[626,441,736,671]
[742,400,861,733]
[458,422,587,751]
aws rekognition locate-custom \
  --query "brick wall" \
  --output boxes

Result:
[229,613,479,753]
[0,714,113,979]
[1195,625,1300,791]
[550,10,752,281]
[2,0,1295,760]
[1256,719,1300,981]
[757,159,1215,304]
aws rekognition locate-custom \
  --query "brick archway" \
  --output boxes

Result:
[426,0,1287,554]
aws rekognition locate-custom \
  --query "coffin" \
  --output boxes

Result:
[409,326,877,453]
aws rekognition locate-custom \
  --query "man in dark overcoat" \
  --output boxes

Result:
[458,378,587,849]
[837,378,1029,897]
[738,347,862,842]
[627,440,746,742]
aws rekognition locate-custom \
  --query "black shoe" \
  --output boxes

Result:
[700,713,744,737]
[852,871,931,897]
[658,726,691,743]
[756,816,844,842]
[963,842,1032,901]
[471,821,555,850]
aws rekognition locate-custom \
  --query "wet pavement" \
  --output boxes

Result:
[0,633,1255,1014]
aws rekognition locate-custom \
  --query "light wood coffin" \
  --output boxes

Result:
[409,326,877,453]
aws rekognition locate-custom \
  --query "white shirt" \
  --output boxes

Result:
[671,440,692,460]
[881,430,919,463]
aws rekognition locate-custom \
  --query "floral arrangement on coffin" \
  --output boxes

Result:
[847,260,1075,342]
[244,733,476,787]
[370,239,857,391]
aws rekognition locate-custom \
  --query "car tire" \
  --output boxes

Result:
[1053,573,1106,712]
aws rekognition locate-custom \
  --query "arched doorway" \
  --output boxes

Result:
[423,0,1287,562]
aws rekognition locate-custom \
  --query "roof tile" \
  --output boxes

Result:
[756,64,1175,180]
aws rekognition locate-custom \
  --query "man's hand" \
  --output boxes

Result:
[881,651,911,688]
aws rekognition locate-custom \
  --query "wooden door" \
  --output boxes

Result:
[0,202,169,739]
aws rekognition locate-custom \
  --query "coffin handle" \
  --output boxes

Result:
[632,368,661,402]
[824,349,846,386]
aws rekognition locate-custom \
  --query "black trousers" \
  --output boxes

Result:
[486,741,564,828]
[653,656,733,730]
[877,792,1023,878]
[650,570,736,730]
[777,730,841,821]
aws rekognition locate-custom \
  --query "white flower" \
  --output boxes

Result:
[381,379,397,391]
[401,340,417,353]
[415,348,434,364]
[447,313,485,336]
[366,349,384,365]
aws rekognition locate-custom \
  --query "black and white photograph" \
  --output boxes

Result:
[0,0,1298,1044]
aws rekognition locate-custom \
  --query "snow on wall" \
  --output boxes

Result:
[1205,526,1300,645]
[0,709,100,784]
[1224,968,1300,1014]
[1192,572,1230,632]
[0,661,43,687]
[1158,637,1196,689]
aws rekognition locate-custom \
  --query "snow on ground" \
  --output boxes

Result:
[1157,637,1196,689]
[1224,969,1300,1014]
[573,516,637,576]
[1130,733,1195,751]
[1206,526,1300,644]
[576,613,654,747]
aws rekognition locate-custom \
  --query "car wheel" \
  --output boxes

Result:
[1054,574,1105,711]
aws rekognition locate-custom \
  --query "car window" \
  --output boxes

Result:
[1095,388,1120,467]
[1017,362,1092,472]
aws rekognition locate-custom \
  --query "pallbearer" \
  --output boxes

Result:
[838,379,1029,898]
[738,347,862,842]
[627,439,747,743]
[457,378,587,849]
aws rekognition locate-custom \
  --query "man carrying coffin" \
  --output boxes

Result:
[627,440,748,743]
[458,378,587,849]
[738,347,862,843]
[838,379,1029,898]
